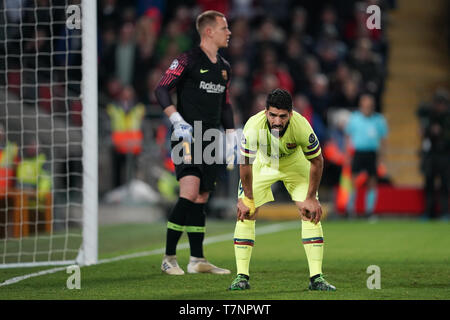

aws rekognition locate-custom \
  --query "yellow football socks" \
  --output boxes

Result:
[302,220,324,277]
[233,219,256,276]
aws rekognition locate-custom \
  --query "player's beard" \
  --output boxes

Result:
[268,120,290,137]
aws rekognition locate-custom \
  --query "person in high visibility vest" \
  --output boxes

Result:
[0,123,19,191]
[106,86,145,188]
[16,139,52,203]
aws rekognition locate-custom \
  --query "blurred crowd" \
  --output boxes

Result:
[0,0,447,227]
[0,0,400,206]
[416,89,450,220]
[96,0,396,196]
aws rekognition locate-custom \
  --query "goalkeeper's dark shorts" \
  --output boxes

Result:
[170,138,220,192]
[351,151,377,177]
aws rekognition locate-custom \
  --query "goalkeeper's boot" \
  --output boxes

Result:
[187,256,231,274]
[308,275,336,291]
[161,255,185,275]
[229,274,250,290]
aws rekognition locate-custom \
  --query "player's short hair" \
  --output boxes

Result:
[266,88,293,112]
[196,10,225,35]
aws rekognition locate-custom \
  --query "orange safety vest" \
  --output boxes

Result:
[107,103,145,155]
[0,141,18,190]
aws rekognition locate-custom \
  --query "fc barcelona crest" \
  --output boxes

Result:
[221,70,228,80]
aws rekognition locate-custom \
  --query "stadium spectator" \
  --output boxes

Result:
[229,0,256,20]
[226,17,252,65]
[22,28,52,101]
[104,77,124,104]
[98,25,118,89]
[259,0,291,25]
[112,22,137,87]
[307,73,331,125]
[99,0,122,32]
[107,86,146,189]
[252,17,286,59]
[252,47,294,94]
[289,6,308,36]
[228,59,252,121]
[331,77,361,110]
[345,94,388,218]
[302,55,322,92]
[314,24,347,74]
[329,62,352,96]
[314,4,343,39]
[16,137,52,204]
[284,36,309,94]
[293,94,328,144]
[416,90,450,220]
[156,19,192,61]
[133,16,159,102]
[347,37,384,111]
[142,69,165,114]
[288,6,314,52]
[0,123,19,192]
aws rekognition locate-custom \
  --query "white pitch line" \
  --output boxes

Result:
[0,221,298,287]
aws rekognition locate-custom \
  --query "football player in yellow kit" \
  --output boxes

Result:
[229,89,336,291]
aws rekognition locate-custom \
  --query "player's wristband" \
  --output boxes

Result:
[242,196,256,215]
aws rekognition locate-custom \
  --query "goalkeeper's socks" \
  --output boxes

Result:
[233,219,256,276]
[165,197,194,255]
[302,220,324,277]
[186,203,206,258]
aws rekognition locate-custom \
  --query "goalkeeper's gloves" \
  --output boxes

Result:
[225,130,238,170]
[170,112,193,142]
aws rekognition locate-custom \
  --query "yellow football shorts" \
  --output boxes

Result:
[238,157,311,208]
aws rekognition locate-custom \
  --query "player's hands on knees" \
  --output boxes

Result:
[298,198,322,224]
[237,197,256,221]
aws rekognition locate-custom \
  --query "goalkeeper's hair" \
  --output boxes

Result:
[266,88,293,112]
[196,10,225,35]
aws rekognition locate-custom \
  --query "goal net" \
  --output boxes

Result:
[0,0,97,268]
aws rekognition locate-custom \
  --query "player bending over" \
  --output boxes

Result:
[229,89,336,291]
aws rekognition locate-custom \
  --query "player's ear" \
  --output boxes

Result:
[204,25,213,37]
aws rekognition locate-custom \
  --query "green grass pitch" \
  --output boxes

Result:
[0,218,449,300]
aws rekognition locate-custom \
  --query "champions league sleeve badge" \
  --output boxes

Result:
[169,59,179,70]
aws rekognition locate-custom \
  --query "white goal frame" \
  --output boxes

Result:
[0,0,98,269]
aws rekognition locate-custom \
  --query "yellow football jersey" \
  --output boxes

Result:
[240,110,321,165]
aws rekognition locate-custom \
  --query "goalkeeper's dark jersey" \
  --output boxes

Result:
[155,46,234,130]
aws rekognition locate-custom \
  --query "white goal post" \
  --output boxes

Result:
[0,0,98,268]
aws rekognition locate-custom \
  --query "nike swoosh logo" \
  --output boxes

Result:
[200,69,209,73]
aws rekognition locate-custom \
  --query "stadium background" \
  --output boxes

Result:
[94,0,449,222]
[0,0,449,302]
